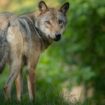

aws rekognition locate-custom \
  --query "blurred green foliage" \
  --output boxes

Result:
[63,0,105,104]
[0,0,105,105]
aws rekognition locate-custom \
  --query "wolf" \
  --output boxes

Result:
[0,1,69,101]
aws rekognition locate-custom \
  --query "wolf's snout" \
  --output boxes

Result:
[54,33,61,41]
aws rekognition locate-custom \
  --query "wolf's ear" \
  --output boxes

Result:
[60,2,70,15]
[39,1,48,12]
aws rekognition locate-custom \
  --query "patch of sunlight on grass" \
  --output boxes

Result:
[9,0,37,12]
[45,0,60,7]
[0,0,60,13]
[0,0,37,12]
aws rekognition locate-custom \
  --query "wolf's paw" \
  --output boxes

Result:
[3,85,11,101]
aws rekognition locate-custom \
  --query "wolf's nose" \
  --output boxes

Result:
[54,33,61,41]
[56,33,61,38]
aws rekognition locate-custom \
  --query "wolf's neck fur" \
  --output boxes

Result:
[34,26,52,49]
[27,13,53,50]
[20,13,53,50]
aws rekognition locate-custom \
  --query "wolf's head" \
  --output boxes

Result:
[36,1,69,41]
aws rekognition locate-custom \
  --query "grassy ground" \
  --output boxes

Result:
[0,68,92,105]
[0,84,91,105]
[0,86,70,105]
[0,67,70,105]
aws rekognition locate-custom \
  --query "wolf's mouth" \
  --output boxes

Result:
[54,35,61,41]
[54,37,61,41]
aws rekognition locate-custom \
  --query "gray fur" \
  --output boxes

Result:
[0,29,9,73]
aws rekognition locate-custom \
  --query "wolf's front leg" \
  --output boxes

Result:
[27,68,35,101]
[27,55,39,101]
[4,60,22,100]
[15,72,23,101]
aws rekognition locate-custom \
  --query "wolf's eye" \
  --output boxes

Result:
[45,21,51,25]
[58,20,63,25]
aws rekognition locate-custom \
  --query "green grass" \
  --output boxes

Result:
[0,86,70,105]
[0,68,91,105]
[0,84,91,105]
[0,68,92,105]
[0,68,70,105]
